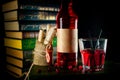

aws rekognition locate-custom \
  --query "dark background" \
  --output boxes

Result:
[0,0,119,79]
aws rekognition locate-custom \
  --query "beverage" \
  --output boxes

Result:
[80,49,95,70]
[57,52,77,67]
[80,49,106,71]
[56,0,78,68]
[94,49,105,70]
[79,38,107,72]
[46,43,53,65]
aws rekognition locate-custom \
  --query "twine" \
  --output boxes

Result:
[33,40,48,66]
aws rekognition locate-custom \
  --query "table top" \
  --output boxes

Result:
[27,60,120,80]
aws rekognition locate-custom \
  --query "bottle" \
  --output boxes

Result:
[44,25,57,65]
[56,0,78,68]
[46,43,53,65]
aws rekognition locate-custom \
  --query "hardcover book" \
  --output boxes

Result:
[6,47,33,60]
[6,62,32,78]
[2,0,59,12]
[2,0,59,78]
[6,47,33,77]
[6,53,33,78]
[3,10,57,21]
[4,38,36,50]
[4,21,56,31]
[5,31,39,39]
[6,55,32,68]
[6,64,23,77]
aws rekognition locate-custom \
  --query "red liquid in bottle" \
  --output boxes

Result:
[56,0,78,67]
[46,44,53,65]
[57,52,77,67]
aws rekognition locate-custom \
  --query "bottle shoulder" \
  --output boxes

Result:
[57,8,78,18]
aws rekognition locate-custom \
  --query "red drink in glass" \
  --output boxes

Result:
[80,49,106,72]
[79,38,108,73]
[94,49,106,71]
[80,49,95,71]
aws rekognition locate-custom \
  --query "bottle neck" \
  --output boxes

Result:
[60,0,72,10]
[57,0,78,29]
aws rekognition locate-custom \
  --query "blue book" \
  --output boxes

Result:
[3,10,57,21]
[4,21,56,31]
[2,0,59,12]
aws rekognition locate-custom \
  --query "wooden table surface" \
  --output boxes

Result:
[27,60,120,80]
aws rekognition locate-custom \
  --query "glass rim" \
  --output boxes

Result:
[79,38,108,41]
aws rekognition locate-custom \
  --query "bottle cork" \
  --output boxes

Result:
[38,29,45,42]
[44,27,57,45]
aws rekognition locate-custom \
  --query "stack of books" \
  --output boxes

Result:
[2,0,59,78]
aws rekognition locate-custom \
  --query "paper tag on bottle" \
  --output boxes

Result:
[57,29,78,53]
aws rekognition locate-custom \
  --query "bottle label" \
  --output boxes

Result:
[57,29,78,53]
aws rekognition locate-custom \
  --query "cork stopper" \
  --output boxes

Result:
[38,29,45,42]
[44,26,57,45]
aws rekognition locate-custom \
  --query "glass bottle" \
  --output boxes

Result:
[44,25,57,65]
[56,0,78,68]
[46,43,53,65]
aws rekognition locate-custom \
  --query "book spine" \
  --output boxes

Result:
[5,32,39,39]
[6,47,33,60]
[4,38,36,50]
[20,5,39,10]
[19,12,57,20]
[6,48,33,69]
[20,24,40,31]
[20,23,56,31]
[4,21,19,31]
[22,38,36,50]
[4,22,56,31]
[22,32,39,38]
[23,50,33,60]
[2,1,18,12]
[6,56,23,68]
[4,10,57,21]
[3,11,18,21]
[2,0,59,12]
[20,5,59,12]
[6,64,22,77]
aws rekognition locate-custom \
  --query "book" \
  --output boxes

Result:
[3,10,57,21]
[2,0,59,78]
[6,54,32,77]
[6,47,33,60]
[4,21,56,31]
[5,31,39,39]
[6,47,33,77]
[2,0,59,12]
[6,62,32,78]
[6,64,23,77]
[6,55,32,68]
[6,56,23,68]
[4,38,36,50]
[2,0,18,12]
